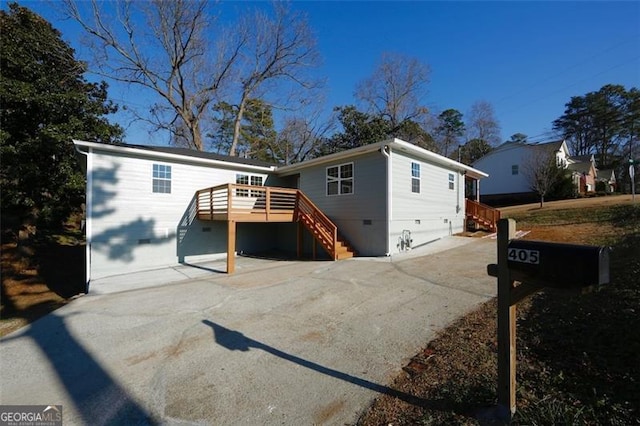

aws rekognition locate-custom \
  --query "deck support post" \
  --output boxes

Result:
[312,238,317,260]
[227,220,236,274]
[297,220,303,259]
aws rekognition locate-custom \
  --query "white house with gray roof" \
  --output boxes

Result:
[74,138,490,289]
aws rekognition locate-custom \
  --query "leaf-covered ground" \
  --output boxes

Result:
[358,197,640,425]
[1,223,85,337]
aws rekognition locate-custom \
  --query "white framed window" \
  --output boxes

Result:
[235,174,263,197]
[448,173,455,190]
[327,163,353,196]
[512,165,519,175]
[411,162,421,193]
[250,175,263,197]
[152,164,171,193]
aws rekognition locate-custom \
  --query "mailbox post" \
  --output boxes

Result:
[487,218,610,421]
[496,219,517,418]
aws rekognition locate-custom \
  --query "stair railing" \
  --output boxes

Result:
[466,198,501,232]
[295,191,338,260]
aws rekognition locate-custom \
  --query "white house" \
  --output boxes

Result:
[472,140,569,204]
[473,140,598,204]
[74,138,490,288]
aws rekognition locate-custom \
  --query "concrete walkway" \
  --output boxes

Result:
[0,236,497,425]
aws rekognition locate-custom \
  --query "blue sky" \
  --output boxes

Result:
[20,1,640,146]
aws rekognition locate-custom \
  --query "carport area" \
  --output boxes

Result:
[0,237,497,425]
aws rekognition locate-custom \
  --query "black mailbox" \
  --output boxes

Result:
[506,240,610,289]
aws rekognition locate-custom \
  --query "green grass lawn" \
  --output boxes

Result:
[359,203,640,425]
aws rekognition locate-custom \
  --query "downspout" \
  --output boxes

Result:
[74,144,92,292]
[456,169,461,214]
[380,145,392,256]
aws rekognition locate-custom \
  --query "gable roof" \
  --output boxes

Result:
[567,161,595,175]
[597,169,616,181]
[74,138,489,180]
[533,140,565,151]
[276,138,489,180]
[568,154,595,164]
[473,139,569,168]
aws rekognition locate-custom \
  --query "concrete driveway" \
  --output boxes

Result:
[0,236,497,425]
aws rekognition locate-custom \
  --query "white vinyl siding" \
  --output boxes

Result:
[298,152,386,256]
[391,151,464,251]
[473,144,539,195]
[89,150,271,279]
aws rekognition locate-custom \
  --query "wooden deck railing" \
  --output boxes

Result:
[466,198,501,232]
[196,184,298,222]
[195,184,344,260]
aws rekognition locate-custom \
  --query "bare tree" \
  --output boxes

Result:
[227,3,322,156]
[355,52,430,134]
[466,100,501,146]
[65,1,321,154]
[64,0,244,151]
[522,147,560,208]
[273,111,335,164]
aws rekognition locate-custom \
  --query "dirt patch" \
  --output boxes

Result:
[1,231,85,337]
[522,222,618,244]
[499,194,634,215]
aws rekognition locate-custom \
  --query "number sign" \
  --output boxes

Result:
[507,248,539,264]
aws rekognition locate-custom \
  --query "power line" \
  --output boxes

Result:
[495,36,640,106]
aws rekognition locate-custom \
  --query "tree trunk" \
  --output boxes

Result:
[229,92,249,157]
[192,119,204,151]
[539,195,544,208]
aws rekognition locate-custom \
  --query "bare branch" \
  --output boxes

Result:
[355,52,430,131]
[227,2,322,156]
[522,146,561,207]
[63,0,236,150]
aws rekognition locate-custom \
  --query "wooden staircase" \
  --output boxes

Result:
[465,199,501,232]
[296,191,356,260]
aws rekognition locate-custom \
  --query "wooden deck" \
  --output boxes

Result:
[195,184,356,273]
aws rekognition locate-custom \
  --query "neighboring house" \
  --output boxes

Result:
[472,140,569,204]
[473,139,598,204]
[74,138,489,286]
[597,169,616,193]
[566,154,597,194]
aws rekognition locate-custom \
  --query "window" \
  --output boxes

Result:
[512,165,519,175]
[327,163,353,195]
[448,173,455,190]
[152,164,171,193]
[250,176,263,197]
[411,162,421,193]
[236,174,249,197]
[235,174,263,197]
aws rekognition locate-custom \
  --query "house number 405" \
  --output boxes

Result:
[508,248,540,264]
